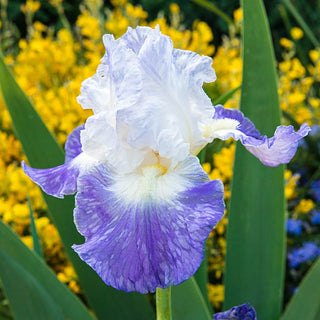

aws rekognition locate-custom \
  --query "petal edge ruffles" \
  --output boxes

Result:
[210,105,310,167]
[72,157,224,293]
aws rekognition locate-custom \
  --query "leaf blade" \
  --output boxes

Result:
[0,248,65,320]
[223,1,285,319]
[172,277,211,320]
[281,258,320,320]
[0,220,94,320]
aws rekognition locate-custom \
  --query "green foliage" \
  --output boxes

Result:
[224,1,285,319]
[282,258,320,320]
[0,249,65,320]
[172,277,211,320]
[0,220,94,320]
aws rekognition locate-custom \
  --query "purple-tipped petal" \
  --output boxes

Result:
[65,124,85,162]
[22,160,79,198]
[22,153,97,199]
[211,105,310,167]
[72,156,224,293]
[214,303,257,320]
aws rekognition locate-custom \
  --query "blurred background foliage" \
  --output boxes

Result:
[0,0,320,318]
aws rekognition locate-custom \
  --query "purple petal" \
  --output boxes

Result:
[72,156,224,293]
[22,153,97,199]
[214,303,257,320]
[65,124,84,162]
[211,105,310,167]
[21,160,79,199]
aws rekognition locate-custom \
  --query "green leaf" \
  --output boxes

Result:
[0,249,65,320]
[193,250,212,313]
[0,248,66,320]
[27,196,43,258]
[282,0,320,48]
[281,258,320,320]
[224,1,285,320]
[0,53,155,319]
[214,86,241,105]
[0,220,94,320]
[191,0,235,27]
[172,277,211,320]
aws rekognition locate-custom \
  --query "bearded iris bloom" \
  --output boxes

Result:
[22,26,310,293]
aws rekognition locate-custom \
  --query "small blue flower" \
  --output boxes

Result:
[311,210,320,225]
[22,26,310,293]
[287,241,320,268]
[286,218,302,235]
[214,303,257,320]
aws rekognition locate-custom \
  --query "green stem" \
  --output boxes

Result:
[282,0,320,48]
[156,287,172,320]
[191,0,235,27]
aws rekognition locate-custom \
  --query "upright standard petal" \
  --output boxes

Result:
[108,26,216,168]
[77,34,142,114]
[205,105,310,166]
[72,156,224,293]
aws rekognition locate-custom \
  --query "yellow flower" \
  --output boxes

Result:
[12,203,30,226]
[169,3,180,14]
[295,199,315,214]
[111,0,127,7]
[284,170,300,200]
[126,4,148,20]
[21,0,41,13]
[309,49,319,62]
[22,236,34,249]
[290,27,304,40]
[202,162,211,174]
[280,38,293,50]
[309,98,320,108]
[76,11,101,40]
[233,8,243,23]
[69,280,81,294]
[208,284,224,309]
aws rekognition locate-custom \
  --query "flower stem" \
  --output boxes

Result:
[156,287,172,320]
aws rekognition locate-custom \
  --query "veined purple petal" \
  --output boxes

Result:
[72,156,224,293]
[210,105,310,167]
[22,160,79,198]
[22,153,98,199]
[214,303,257,320]
[65,124,84,162]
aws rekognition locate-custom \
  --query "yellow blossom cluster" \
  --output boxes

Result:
[0,0,222,296]
[208,283,224,310]
[295,199,315,214]
[278,29,320,126]
[285,170,300,200]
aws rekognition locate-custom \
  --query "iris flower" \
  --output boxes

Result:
[213,303,257,320]
[22,26,310,293]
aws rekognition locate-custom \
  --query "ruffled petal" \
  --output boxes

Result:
[208,105,310,167]
[77,34,142,114]
[22,153,98,199]
[65,124,84,162]
[214,303,257,320]
[72,155,224,293]
[115,26,216,167]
